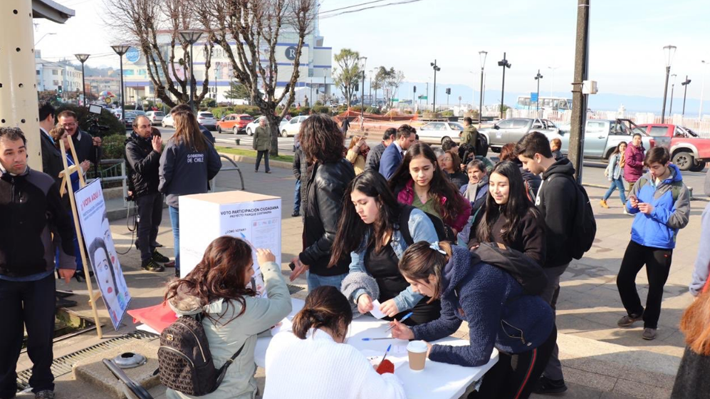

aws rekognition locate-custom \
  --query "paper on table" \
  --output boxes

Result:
[370,300,387,319]
[270,317,293,336]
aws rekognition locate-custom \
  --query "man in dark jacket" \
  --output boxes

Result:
[126,115,169,272]
[365,128,395,172]
[517,131,578,394]
[460,117,479,148]
[39,102,63,185]
[290,115,355,291]
[0,128,76,399]
[57,110,102,165]
[378,124,416,180]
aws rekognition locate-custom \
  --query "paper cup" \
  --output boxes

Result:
[407,340,428,371]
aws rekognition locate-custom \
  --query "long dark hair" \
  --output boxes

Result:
[388,142,467,223]
[292,286,353,340]
[612,141,627,156]
[476,161,539,244]
[171,111,207,152]
[165,236,255,325]
[299,114,344,164]
[329,170,400,267]
[398,241,452,303]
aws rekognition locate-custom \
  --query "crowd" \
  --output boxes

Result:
[0,108,706,399]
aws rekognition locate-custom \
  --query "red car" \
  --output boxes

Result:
[638,124,710,171]
[216,114,254,134]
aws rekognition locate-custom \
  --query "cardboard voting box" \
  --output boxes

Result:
[179,191,282,295]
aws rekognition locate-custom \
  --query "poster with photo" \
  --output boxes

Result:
[74,180,131,330]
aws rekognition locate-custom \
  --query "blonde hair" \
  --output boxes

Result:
[171,111,207,153]
[49,125,67,149]
[348,135,363,151]
[680,289,710,355]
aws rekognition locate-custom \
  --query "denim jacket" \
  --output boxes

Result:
[349,208,439,311]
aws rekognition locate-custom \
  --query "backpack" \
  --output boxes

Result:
[158,313,245,396]
[634,176,682,202]
[545,174,597,260]
[474,242,548,295]
[398,205,456,245]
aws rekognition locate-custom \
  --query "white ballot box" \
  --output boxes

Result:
[179,191,282,295]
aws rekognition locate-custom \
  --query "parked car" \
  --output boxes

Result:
[145,111,165,125]
[281,115,310,137]
[216,114,254,134]
[161,113,174,128]
[197,111,217,131]
[417,121,465,144]
[122,110,146,130]
[479,118,560,151]
[638,124,710,171]
[245,118,290,136]
[556,119,656,160]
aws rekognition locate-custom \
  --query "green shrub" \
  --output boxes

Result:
[201,98,217,108]
[210,107,233,119]
[441,110,454,117]
[55,104,125,137]
[365,107,380,114]
[101,133,129,159]
[312,105,330,115]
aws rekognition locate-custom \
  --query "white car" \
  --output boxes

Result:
[145,111,165,125]
[197,112,217,130]
[161,113,174,128]
[417,121,465,144]
[280,115,310,137]
[245,118,290,136]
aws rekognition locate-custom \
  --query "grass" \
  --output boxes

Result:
[216,146,294,163]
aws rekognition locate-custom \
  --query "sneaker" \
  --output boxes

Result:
[534,376,568,395]
[617,313,643,328]
[642,328,657,340]
[152,250,170,263]
[291,211,300,217]
[265,171,272,174]
[599,199,609,208]
[35,391,54,399]
[141,260,165,272]
[164,261,176,268]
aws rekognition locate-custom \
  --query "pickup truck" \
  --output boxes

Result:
[479,118,560,152]
[637,124,710,171]
[556,119,656,160]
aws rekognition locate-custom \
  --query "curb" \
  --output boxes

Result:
[217,152,293,170]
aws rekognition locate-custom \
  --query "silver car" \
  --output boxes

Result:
[197,112,217,130]
[417,121,465,144]
[480,118,559,151]
[557,119,655,159]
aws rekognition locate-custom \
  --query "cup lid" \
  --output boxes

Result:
[407,340,428,353]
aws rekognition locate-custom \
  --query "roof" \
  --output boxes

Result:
[33,0,75,23]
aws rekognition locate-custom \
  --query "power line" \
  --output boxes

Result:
[320,0,388,14]
[319,0,424,19]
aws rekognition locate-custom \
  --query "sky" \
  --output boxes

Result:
[36,0,710,111]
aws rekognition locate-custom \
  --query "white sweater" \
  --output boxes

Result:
[263,329,407,399]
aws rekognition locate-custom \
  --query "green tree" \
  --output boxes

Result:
[224,81,250,100]
[333,49,361,109]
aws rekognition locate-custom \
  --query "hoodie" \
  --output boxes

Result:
[623,143,645,183]
[626,163,690,250]
[411,245,553,367]
[536,158,578,268]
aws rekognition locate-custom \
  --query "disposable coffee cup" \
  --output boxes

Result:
[407,340,428,371]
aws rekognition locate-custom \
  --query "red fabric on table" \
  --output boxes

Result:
[127,301,177,334]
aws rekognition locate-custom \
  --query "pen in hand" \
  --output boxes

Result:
[385,311,413,332]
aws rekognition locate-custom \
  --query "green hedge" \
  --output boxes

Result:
[101,133,128,160]
[55,104,125,137]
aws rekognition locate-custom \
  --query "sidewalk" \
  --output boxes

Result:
[16,159,697,398]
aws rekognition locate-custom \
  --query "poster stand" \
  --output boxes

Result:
[58,138,103,339]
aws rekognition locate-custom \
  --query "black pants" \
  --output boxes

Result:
[0,273,56,396]
[136,193,163,263]
[617,240,673,329]
[469,327,557,399]
[255,150,270,172]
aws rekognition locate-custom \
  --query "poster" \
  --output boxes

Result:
[75,179,131,330]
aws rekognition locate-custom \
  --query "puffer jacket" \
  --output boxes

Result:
[626,163,690,249]
[394,179,471,232]
[624,143,645,183]
[253,126,270,151]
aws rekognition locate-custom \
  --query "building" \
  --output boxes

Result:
[85,76,121,97]
[35,50,82,95]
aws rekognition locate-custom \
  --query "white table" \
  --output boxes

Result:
[254,298,499,399]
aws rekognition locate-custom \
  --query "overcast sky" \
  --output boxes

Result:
[37,0,710,101]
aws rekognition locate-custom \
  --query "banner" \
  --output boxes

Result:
[75,180,131,330]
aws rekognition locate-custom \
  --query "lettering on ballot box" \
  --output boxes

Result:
[180,191,282,297]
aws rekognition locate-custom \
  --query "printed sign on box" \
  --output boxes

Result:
[180,191,282,297]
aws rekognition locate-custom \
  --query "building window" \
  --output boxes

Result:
[36,70,40,75]
[52,70,58,75]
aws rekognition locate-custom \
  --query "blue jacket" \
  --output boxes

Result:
[378,143,403,180]
[411,245,554,367]
[625,164,690,249]
[349,208,439,311]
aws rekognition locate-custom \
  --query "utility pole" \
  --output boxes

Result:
[431,60,441,113]
[497,53,511,119]
[681,75,692,117]
[669,74,677,116]
[568,0,590,182]
[535,69,544,114]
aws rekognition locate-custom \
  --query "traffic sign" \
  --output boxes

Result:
[418,95,428,100]
[530,92,538,103]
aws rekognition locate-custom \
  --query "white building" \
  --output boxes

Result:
[35,51,82,94]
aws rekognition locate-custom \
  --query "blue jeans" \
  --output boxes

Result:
[603,177,627,205]
[169,206,180,273]
[293,179,301,213]
[306,271,347,292]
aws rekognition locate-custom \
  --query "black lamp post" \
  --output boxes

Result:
[669,74,677,116]
[74,53,90,107]
[179,30,203,113]
[359,56,367,131]
[661,45,677,123]
[534,69,544,113]
[498,53,511,119]
[110,45,130,122]
[430,60,441,113]
[681,75,692,117]
[478,51,487,127]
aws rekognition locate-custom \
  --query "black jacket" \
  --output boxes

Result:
[71,130,99,164]
[300,159,355,276]
[40,129,64,186]
[468,208,546,266]
[537,158,577,268]
[125,132,160,197]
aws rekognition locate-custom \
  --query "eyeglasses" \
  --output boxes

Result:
[61,123,77,128]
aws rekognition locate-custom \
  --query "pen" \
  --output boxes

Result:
[361,337,396,341]
[378,344,392,369]
[385,311,413,332]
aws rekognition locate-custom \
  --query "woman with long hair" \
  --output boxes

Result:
[165,236,291,399]
[159,111,222,277]
[388,143,471,237]
[440,150,468,189]
[263,286,406,399]
[331,170,441,324]
[390,241,555,399]
[671,285,710,398]
[600,141,628,210]
[469,161,546,265]
[345,135,369,175]
[500,142,541,201]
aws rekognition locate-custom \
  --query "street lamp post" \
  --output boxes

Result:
[74,53,90,107]
[681,75,692,117]
[110,45,130,122]
[700,60,708,119]
[534,69,544,113]
[478,51,487,127]
[430,60,441,113]
[179,30,203,113]
[669,74,677,116]
[661,45,677,123]
[359,57,367,131]
[497,53,511,119]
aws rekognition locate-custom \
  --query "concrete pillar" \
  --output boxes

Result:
[1,0,42,171]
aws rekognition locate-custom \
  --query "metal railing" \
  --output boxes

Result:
[211,155,245,192]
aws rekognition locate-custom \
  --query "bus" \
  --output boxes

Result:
[514,95,572,111]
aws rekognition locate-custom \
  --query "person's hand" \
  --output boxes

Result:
[389,319,414,340]
[357,294,374,314]
[58,268,75,284]
[380,299,399,317]
[289,257,308,281]
[638,203,654,214]
[629,196,639,209]
[256,248,276,264]
[92,136,102,147]
[151,135,163,153]
[80,160,90,173]
[469,244,480,251]
[425,341,433,358]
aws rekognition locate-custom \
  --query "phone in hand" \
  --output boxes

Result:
[289,262,296,271]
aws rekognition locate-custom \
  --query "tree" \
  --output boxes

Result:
[374,66,405,108]
[224,81,250,100]
[193,0,315,155]
[332,49,361,109]
[105,0,214,108]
